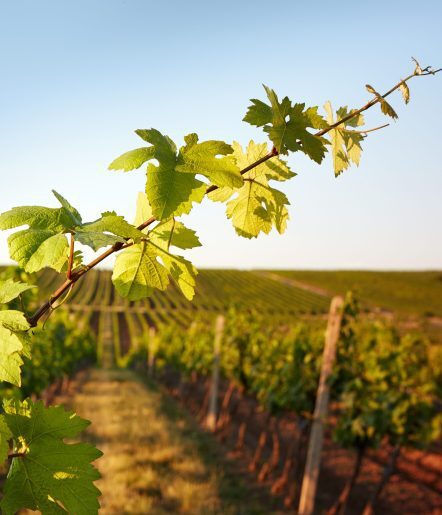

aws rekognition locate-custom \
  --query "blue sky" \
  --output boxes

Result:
[1,0,441,270]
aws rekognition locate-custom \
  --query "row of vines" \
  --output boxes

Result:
[38,269,442,513]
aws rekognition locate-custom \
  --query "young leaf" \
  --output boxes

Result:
[153,244,198,300]
[76,211,145,251]
[1,399,102,515]
[243,85,328,161]
[0,415,12,463]
[108,146,156,171]
[150,219,201,250]
[136,129,207,220]
[0,310,31,386]
[226,181,289,238]
[0,196,82,272]
[399,81,410,104]
[176,134,243,188]
[0,279,35,304]
[7,230,69,273]
[324,102,365,176]
[74,231,125,251]
[234,141,295,182]
[0,206,73,233]
[366,84,398,119]
[112,241,169,300]
[209,141,292,238]
[52,190,82,226]
[134,192,154,228]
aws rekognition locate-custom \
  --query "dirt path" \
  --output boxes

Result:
[57,369,276,515]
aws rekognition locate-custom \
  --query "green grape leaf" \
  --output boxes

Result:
[243,98,273,126]
[399,81,410,104]
[134,192,154,228]
[136,129,206,220]
[324,101,365,177]
[0,346,24,387]
[112,241,169,300]
[176,134,243,188]
[0,279,35,304]
[365,84,398,119]
[0,310,31,332]
[0,310,31,386]
[243,85,328,161]
[234,141,295,182]
[151,219,201,250]
[208,141,294,203]
[336,106,365,128]
[78,211,146,247]
[75,231,125,251]
[0,194,84,272]
[150,242,198,300]
[52,190,82,227]
[0,415,12,463]
[209,141,291,238]
[108,146,156,171]
[8,230,69,273]
[226,181,289,238]
[0,206,73,233]
[1,399,102,515]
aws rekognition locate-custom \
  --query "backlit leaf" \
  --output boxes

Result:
[1,399,102,515]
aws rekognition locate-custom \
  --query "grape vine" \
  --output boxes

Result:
[0,59,439,513]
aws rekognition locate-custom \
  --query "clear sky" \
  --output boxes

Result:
[1,0,441,270]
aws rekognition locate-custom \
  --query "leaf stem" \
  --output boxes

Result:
[347,123,390,135]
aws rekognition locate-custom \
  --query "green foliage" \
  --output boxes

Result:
[0,280,32,386]
[1,399,102,515]
[0,415,12,463]
[0,269,101,514]
[324,102,365,176]
[243,85,328,160]
[366,84,398,119]
[399,81,410,103]
[332,294,441,450]
[0,278,35,304]
[176,133,242,188]
[0,191,143,273]
[108,146,156,172]
[112,193,199,301]
[110,128,243,220]
[19,310,96,397]
[209,141,294,238]
[154,308,326,416]
[151,294,440,454]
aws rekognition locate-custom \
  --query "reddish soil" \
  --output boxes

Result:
[158,368,442,514]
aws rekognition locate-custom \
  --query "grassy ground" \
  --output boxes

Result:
[269,270,442,317]
[59,369,277,514]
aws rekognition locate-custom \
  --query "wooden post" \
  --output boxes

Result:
[298,296,344,515]
[205,315,225,431]
[148,326,156,377]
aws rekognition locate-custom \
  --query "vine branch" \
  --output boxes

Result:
[8,452,25,459]
[27,65,440,328]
